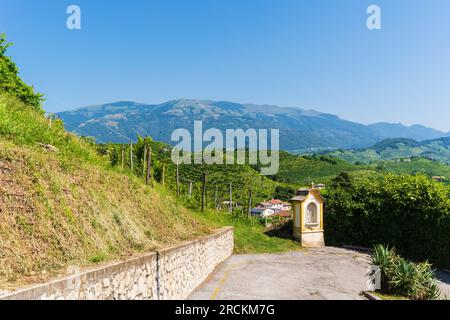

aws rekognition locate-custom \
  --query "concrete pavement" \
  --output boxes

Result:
[189,247,372,300]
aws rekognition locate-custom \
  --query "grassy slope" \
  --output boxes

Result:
[0,95,211,286]
[193,209,300,254]
[0,94,303,287]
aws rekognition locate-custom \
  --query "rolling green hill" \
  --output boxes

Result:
[325,138,450,164]
[369,158,450,181]
[273,152,377,185]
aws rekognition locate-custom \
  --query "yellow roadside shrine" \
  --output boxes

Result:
[290,188,325,247]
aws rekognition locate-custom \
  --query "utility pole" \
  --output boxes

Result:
[229,182,233,213]
[146,145,152,185]
[162,165,166,187]
[201,173,208,211]
[176,162,180,196]
[247,189,253,219]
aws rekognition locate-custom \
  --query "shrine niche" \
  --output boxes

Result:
[290,188,325,248]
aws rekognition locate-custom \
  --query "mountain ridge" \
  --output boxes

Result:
[57,99,450,151]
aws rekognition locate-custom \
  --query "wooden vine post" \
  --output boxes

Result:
[201,173,208,211]
[146,145,152,185]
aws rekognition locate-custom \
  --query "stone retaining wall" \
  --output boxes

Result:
[0,227,233,300]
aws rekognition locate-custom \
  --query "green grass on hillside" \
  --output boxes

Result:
[0,95,102,167]
[0,95,213,287]
[0,139,212,287]
[193,209,300,254]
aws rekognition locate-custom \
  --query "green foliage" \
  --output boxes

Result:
[326,174,450,268]
[0,34,43,111]
[331,172,354,190]
[89,253,108,264]
[371,245,440,300]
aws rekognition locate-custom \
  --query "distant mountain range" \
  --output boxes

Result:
[324,137,450,164]
[57,99,450,151]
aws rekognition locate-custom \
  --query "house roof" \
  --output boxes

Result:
[258,202,273,207]
[269,199,283,204]
[268,211,292,218]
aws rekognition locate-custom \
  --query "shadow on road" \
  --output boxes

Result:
[264,221,293,240]
[436,271,450,285]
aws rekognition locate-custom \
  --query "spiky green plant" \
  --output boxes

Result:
[413,262,440,300]
[372,244,394,270]
[371,244,396,291]
[370,244,441,300]
[390,258,417,297]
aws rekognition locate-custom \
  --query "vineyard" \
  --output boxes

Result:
[96,138,293,215]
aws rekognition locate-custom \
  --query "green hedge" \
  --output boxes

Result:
[325,173,450,268]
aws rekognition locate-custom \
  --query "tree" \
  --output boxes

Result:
[331,171,354,190]
[0,33,44,111]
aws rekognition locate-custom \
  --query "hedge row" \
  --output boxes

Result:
[324,173,450,269]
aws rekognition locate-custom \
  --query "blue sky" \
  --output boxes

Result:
[1,0,450,131]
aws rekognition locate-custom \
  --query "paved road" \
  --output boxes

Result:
[436,271,450,299]
[189,247,372,300]
[190,247,450,300]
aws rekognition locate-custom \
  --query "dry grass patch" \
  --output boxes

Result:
[0,141,210,288]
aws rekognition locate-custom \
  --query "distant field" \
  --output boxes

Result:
[325,137,450,165]
[274,152,376,185]
[370,158,450,180]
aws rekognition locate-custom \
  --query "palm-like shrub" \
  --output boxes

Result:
[413,262,441,300]
[371,244,441,300]
[371,244,396,291]
[390,258,417,297]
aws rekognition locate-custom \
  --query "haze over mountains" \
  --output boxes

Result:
[57,99,450,152]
